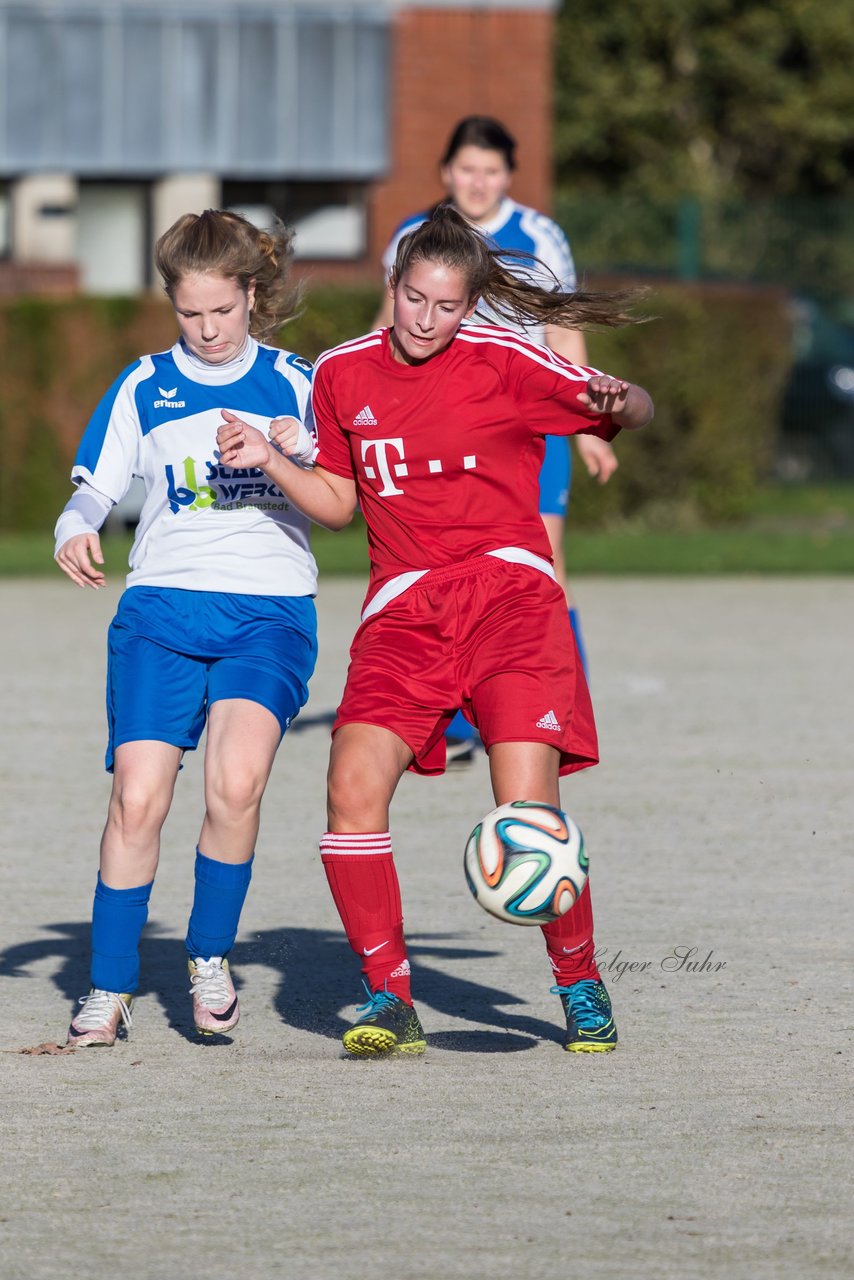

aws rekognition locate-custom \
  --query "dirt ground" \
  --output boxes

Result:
[0,576,850,1280]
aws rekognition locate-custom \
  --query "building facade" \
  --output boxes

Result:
[0,0,558,294]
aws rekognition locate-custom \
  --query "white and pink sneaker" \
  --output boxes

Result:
[188,956,240,1035]
[67,989,134,1048]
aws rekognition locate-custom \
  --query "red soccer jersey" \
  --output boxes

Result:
[312,324,619,602]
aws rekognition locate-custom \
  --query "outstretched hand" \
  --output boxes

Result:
[577,374,631,416]
[55,532,106,589]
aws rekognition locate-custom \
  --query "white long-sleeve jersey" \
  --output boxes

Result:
[56,337,318,597]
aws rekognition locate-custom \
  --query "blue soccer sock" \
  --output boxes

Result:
[568,606,589,679]
[185,849,254,960]
[90,875,153,994]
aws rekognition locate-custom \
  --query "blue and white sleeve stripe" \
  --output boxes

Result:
[72,358,150,500]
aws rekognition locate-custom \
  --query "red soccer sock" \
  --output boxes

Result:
[540,881,601,986]
[320,831,412,1002]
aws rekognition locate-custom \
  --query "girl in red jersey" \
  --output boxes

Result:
[217,205,653,1056]
[375,115,620,698]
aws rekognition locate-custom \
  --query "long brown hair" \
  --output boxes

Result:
[391,204,643,331]
[154,209,301,343]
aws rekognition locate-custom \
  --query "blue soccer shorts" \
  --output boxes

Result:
[538,434,572,517]
[104,586,317,771]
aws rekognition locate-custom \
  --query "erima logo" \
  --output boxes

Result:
[536,710,561,731]
[154,385,186,409]
[353,405,378,426]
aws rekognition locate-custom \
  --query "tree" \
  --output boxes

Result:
[554,0,854,202]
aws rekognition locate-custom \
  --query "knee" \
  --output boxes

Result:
[205,766,265,824]
[108,775,169,839]
[327,757,382,829]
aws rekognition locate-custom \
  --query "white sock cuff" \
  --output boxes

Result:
[319,831,393,857]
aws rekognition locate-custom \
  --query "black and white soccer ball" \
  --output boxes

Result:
[464,801,588,925]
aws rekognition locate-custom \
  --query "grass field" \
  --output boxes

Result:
[10,484,854,577]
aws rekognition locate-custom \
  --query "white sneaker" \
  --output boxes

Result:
[188,956,240,1035]
[67,989,134,1048]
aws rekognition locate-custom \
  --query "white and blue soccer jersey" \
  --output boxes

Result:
[382,198,577,342]
[72,338,317,596]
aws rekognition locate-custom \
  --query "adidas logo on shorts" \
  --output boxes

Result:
[536,709,561,731]
[353,404,378,426]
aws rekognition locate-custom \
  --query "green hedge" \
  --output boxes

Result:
[0,282,790,532]
[576,282,792,525]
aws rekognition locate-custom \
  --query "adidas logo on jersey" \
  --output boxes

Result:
[154,385,186,409]
[353,405,378,426]
[536,709,561,731]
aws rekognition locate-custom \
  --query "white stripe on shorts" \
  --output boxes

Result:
[359,547,555,623]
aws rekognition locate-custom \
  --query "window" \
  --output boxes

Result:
[224,180,368,261]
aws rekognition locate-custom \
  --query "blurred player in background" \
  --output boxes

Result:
[54,210,318,1047]
[217,205,653,1057]
[375,116,618,762]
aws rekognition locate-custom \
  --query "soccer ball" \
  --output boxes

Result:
[463,801,588,926]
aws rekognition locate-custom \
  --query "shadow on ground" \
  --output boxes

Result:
[0,923,562,1051]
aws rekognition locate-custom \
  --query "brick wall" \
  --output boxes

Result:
[363,6,554,280]
[0,261,79,296]
[2,6,555,294]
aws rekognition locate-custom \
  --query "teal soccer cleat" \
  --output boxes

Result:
[343,985,426,1057]
[551,978,618,1052]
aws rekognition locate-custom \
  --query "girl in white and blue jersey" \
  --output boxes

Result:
[376,118,619,756]
[54,210,318,1048]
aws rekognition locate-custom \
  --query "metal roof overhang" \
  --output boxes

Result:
[0,3,390,177]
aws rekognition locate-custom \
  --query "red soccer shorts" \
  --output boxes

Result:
[334,555,599,776]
